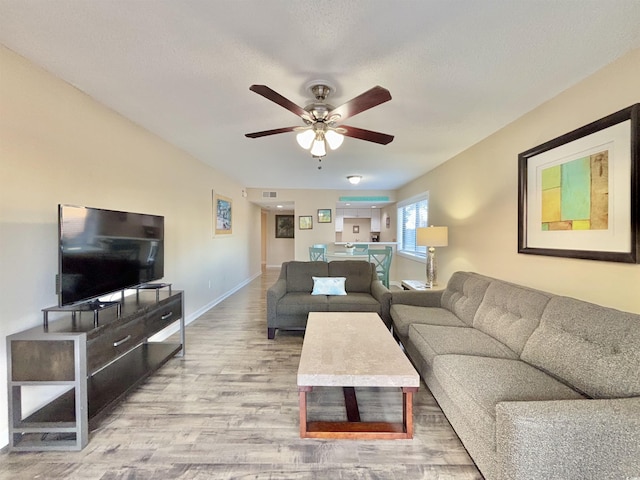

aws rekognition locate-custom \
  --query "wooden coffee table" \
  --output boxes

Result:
[297,312,420,439]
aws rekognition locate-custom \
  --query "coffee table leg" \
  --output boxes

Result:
[343,387,361,422]
[299,386,312,438]
[403,386,418,438]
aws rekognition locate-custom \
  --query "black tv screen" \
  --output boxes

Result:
[58,205,165,306]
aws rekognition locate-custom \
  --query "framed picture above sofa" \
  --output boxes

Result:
[518,103,639,263]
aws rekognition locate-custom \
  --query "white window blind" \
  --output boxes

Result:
[397,193,429,256]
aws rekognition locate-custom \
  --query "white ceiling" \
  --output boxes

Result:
[1,1,639,193]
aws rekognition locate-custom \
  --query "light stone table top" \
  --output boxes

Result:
[297,312,419,388]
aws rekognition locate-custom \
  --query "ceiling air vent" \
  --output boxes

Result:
[262,191,277,198]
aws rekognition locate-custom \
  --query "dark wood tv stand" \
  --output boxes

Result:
[7,288,185,451]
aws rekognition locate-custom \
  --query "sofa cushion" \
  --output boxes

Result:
[277,292,328,315]
[440,272,492,326]
[473,280,551,355]
[521,296,640,399]
[328,260,372,293]
[432,355,585,450]
[286,261,329,293]
[311,277,347,296]
[327,293,381,313]
[408,324,519,367]
[391,304,467,340]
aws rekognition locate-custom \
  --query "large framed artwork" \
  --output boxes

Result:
[275,215,294,238]
[214,192,233,235]
[518,103,639,263]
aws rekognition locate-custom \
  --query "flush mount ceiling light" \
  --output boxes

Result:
[245,81,394,159]
[347,175,362,185]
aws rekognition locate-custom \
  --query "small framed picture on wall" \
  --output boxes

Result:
[317,209,332,223]
[299,216,313,230]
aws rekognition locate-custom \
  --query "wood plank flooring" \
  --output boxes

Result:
[0,269,483,479]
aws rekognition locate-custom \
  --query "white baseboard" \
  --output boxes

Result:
[150,271,262,340]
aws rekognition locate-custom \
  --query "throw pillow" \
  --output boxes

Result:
[311,277,347,296]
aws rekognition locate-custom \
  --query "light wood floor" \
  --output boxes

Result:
[0,269,483,479]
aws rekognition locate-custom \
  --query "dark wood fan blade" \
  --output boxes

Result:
[341,125,394,145]
[245,126,298,138]
[328,86,392,122]
[249,85,311,121]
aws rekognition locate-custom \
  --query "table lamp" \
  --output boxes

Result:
[417,226,448,288]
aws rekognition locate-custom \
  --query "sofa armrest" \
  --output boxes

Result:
[266,279,288,326]
[391,289,443,308]
[496,397,640,480]
[370,280,392,327]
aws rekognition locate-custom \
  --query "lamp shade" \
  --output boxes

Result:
[310,138,326,157]
[417,226,448,247]
[325,129,344,150]
[296,129,315,149]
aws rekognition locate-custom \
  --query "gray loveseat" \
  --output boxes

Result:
[267,260,391,339]
[391,271,640,480]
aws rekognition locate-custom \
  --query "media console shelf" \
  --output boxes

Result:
[7,289,185,451]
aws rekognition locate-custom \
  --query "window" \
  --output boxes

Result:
[397,192,429,258]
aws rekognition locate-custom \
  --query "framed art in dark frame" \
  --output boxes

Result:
[276,215,295,238]
[299,216,313,230]
[518,103,638,263]
[317,209,332,223]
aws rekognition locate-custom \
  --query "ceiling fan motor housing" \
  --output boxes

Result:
[304,102,334,123]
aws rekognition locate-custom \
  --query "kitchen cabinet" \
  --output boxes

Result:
[335,208,381,232]
[335,209,344,232]
[370,209,381,231]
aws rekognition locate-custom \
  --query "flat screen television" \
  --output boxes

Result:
[58,204,165,306]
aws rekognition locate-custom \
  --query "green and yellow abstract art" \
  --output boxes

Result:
[541,151,608,231]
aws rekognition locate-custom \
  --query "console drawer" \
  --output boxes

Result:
[146,296,182,336]
[87,317,146,372]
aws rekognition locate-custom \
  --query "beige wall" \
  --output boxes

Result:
[341,218,372,243]
[264,208,295,267]
[396,48,640,314]
[247,188,397,263]
[0,46,262,446]
[378,205,397,243]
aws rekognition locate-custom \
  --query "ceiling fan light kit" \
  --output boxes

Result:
[324,129,344,149]
[295,129,315,149]
[310,138,326,157]
[245,81,394,160]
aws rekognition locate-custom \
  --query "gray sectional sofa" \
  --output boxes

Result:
[391,271,640,480]
[267,260,391,339]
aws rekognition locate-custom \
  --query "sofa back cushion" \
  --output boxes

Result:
[286,261,329,293]
[473,281,551,355]
[440,272,491,326]
[521,296,640,398]
[328,260,373,293]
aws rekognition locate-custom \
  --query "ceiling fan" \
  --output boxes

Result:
[245,81,394,158]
